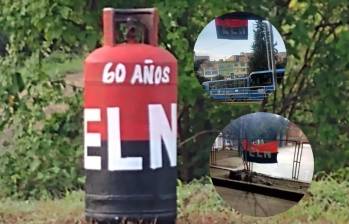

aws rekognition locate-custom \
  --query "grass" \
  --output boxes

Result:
[0,191,84,224]
[1,174,348,224]
[17,51,84,83]
[40,52,84,78]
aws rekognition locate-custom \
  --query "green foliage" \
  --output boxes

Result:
[0,0,100,56]
[177,177,225,215]
[284,168,349,223]
[267,0,349,172]
[248,20,271,73]
[0,32,8,56]
[0,54,84,199]
[0,96,84,199]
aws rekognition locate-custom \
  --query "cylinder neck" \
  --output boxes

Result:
[103,8,159,47]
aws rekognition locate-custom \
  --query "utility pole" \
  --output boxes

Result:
[264,22,271,70]
[268,22,277,91]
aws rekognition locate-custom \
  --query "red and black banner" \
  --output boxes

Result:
[242,140,278,163]
[215,18,248,40]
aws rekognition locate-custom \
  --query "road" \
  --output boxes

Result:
[214,184,298,217]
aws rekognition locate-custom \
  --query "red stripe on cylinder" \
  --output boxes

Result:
[84,44,177,141]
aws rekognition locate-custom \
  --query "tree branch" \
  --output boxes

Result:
[178,129,220,148]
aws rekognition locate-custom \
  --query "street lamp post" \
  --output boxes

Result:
[268,22,277,91]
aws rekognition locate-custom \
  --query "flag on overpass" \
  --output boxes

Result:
[215,18,248,40]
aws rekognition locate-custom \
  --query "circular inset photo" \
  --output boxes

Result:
[209,112,314,217]
[194,12,287,103]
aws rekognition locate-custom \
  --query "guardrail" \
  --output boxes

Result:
[208,85,274,101]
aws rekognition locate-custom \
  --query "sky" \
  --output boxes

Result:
[194,20,287,61]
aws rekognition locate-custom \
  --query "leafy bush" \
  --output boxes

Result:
[0,32,8,56]
[283,168,349,223]
[0,94,84,199]
[0,54,84,199]
[177,177,227,215]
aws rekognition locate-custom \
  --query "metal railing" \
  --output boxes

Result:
[210,139,310,181]
[208,85,274,102]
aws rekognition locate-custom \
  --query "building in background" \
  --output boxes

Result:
[226,52,252,77]
[196,51,286,81]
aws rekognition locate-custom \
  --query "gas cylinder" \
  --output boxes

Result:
[83,8,177,223]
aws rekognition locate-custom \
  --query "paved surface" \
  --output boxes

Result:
[215,185,298,217]
[210,145,312,217]
[247,144,314,182]
[211,169,303,217]
[211,149,243,169]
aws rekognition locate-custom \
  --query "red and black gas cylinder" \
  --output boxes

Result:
[83,8,177,223]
